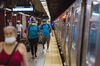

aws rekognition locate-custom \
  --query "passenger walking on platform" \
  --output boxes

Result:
[0,26,28,66]
[28,22,39,58]
[16,20,23,41]
[40,19,51,50]
[51,22,55,36]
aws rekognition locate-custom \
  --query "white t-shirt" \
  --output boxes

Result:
[16,24,23,32]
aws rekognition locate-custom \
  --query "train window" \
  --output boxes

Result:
[86,20,97,66]
[91,1,100,17]
[86,1,100,66]
[72,7,81,50]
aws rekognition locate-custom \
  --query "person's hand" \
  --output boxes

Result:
[23,33,27,39]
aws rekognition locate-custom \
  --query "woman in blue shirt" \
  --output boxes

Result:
[28,22,39,58]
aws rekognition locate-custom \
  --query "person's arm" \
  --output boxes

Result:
[19,43,29,66]
[48,24,52,33]
[23,28,27,39]
[21,24,24,33]
[40,25,43,32]
[26,26,30,39]
[49,24,52,30]
[37,26,40,38]
[0,42,4,66]
[0,42,3,53]
[40,25,42,30]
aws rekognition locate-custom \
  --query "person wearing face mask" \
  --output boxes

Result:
[40,19,51,51]
[0,26,29,66]
[28,22,39,58]
[16,20,23,41]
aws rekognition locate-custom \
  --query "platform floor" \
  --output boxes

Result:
[28,44,45,66]
[28,35,63,66]
[44,36,63,66]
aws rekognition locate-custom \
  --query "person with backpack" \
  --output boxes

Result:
[28,22,39,58]
[51,22,55,36]
[40,19,51,51]
[16,20,23,42]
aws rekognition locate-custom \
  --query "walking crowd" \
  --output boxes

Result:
[0,18,55,66]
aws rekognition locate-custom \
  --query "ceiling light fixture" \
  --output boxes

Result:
[40,0,51,21]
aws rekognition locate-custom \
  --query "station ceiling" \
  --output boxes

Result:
[46,0,75,21]
[0,0,46,17]
[0,0,75,21]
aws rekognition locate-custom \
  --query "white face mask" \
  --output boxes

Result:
[32,23,37,26]
[5,37,16,44]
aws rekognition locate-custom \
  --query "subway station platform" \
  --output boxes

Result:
[44,35,63,66]
[28,35,63,66]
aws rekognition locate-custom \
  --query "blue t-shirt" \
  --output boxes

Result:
[40,24,51,37]
[28,25,39,39]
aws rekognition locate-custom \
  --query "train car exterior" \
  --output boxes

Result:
[54,0,100,66]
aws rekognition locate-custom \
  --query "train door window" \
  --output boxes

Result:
[72,6,81,50]
[86,1,100,66]
[70,5,81,66]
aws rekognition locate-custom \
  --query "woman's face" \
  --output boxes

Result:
[4,29,16,38]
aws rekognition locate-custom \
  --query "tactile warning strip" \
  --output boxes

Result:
[44,35,63,66]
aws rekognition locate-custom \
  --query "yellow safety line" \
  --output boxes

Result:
[44,35,63,66]
[55,39,63,66]
[54,34,63,66]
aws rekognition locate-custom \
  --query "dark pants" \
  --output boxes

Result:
[17,32,23,42]
[42,36,50,49]
[29,38,38,57]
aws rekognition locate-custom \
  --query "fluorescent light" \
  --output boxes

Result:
[93,1,99,5]
[40,0,51,21]
[97,0,100,1]
[92,12,100,16]
[40,0,46,2]
[13,8,33,11]
[5,8,11,11]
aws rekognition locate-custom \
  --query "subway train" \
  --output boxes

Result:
[53,0,100,66]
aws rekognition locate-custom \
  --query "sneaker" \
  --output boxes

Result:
[43,49,47,54]
[46,49,49,53]
[43,49,45,52]
[35,54,37,57]
[34,58,37,61]
[43,46,45,49]
[31,56,35,59]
